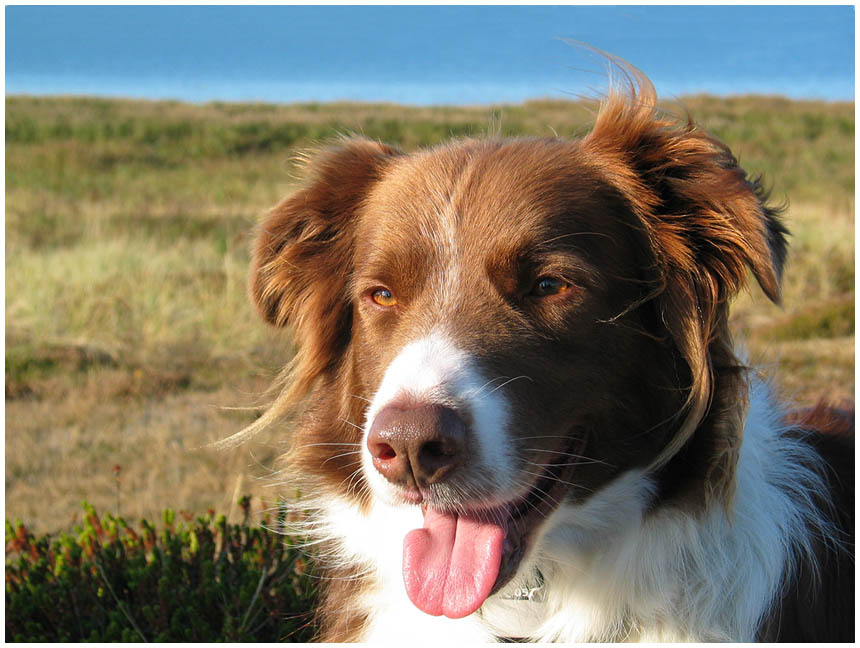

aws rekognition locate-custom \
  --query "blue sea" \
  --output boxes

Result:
[5,6,855,105]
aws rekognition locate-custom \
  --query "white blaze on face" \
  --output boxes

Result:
[361,331,517,503]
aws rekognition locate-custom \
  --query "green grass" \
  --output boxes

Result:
[4,93,853,534]
[7,94,853,206]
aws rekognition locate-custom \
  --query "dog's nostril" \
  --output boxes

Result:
[416,434,464,484]
[421,440,454,459]
[376,443,397,461]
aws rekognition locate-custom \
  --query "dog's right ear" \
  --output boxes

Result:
[251,138,401,372]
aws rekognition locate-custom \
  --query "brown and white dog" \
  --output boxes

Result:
[240,64,854,642]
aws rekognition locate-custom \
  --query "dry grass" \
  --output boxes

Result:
[731,200,854,405]
[5,374,284,530]
[5,94,853,534]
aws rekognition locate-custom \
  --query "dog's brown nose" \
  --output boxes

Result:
[367,404,466,490]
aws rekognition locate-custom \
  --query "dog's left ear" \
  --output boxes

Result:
[583,72,788,505]
[584,82,788,310]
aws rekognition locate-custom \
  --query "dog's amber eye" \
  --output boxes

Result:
[532,277,570,297]
[371,288,398,308]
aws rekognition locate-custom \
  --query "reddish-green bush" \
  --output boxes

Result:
[5,499,317,642]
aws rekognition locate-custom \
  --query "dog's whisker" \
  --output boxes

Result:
[471,375,516,397]
[343,466,368,497]
[535,230,616,246]
[321,454,362,467]
[341,419,366,432]
[486,375,535,395]
[505,478,557,520]
[527,460,604,467]
[520,469,595,492]
[295,441,363,448]
[522,448,615,467]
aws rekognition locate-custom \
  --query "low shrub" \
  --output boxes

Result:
[5,498,317,642]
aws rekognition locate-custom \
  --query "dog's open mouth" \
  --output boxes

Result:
[401,435,586,619]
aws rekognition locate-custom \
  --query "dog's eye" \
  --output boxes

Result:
[531,277,570,297]
[371,288,398,308]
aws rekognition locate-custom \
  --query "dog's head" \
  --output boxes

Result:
[249,67,786,619]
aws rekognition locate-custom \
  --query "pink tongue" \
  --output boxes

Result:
[402,508,505,619]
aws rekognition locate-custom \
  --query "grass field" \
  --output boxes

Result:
[5,94,854,534]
